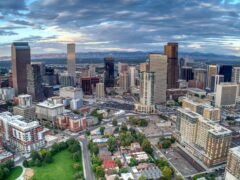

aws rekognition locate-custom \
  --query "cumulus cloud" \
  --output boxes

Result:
[0,0,239,55]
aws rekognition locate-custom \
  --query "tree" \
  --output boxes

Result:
[155,159,169,169]
[51,143,60,154]
[72,151,81,162]
[142,139,153,155]
[73,171,83,179]
[162,166,173,180]
[91,155,102,166]
[86,130,90,136]
[115,158,122,168]
[39,148,48,160]
[69,143,81,153]
[23,160,29,167]
[35,159,42,167]
[112,119,118,126]
[44,153,53,164]
[120,123,128,132]
[138,175,147,180]
[31,150,40,161]
[129,158,138,167]
[95,166,105,178]
[88,141,99,155]
[100,127,105,135]
[73,163,82,170]
[107,136,117,153]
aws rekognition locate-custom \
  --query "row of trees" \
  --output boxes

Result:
[127,116,148,127]
[0,160,14,180]
[158,137,176,149]
[155,159,174,180]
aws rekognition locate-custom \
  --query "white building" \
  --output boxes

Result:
[0,87,15,101]
[0,112,47,153]
[225,146,240,180]
[96,83,105,98]
[215,83,238,107]
[149,54,167,104]
[128,66,136,88]
[36,99,65,125]
[135,72,155,113]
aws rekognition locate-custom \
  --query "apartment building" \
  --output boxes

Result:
[177,108,232,167]
[225,146,240,180]
[0,112,47,153]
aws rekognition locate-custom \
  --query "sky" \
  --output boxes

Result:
[0,0,240,56]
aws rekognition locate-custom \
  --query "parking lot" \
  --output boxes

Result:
[161,148,202,177]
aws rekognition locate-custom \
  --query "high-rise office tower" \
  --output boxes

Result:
[232,67,240,83]
[225,146,240,180]
[119,71,129,91]
[219,65,233,82]
[118,62,128,74]
[164,42,179,89]
[149,54,167,104]
[27,64,44,102]
[128,66,136,88]
[207,64,218,89]
[181,66,194,81]
[215,83,238,107]
[11,42,31,95]
[139,62,149,72]
[104,57,114,87]
[67,43,76,80]
[193,68,207,88]
[210,74,224,92]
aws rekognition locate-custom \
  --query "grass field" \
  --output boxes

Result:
[32,150,79,180]
[6,166,23,180]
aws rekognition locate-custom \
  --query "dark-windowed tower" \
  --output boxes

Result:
[164,42,179,89]
[104,57,115,87]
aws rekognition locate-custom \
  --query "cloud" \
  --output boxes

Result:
[0,0,240,55]
[0,30,17,36]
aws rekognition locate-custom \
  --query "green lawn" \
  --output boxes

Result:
[6,166,23,180]
[32,150,80,180]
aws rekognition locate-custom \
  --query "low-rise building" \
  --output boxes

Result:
[56,112,87,132]
[36,99,65,126]
[0,87,15,101]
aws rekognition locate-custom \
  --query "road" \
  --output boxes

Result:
[79,136,95,180]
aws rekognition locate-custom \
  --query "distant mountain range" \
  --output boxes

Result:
[0,51,239,63]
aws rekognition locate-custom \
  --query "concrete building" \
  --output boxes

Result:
[210,74,224,92]
[232,67,240,83]
[119,71,129,92]
[135,72,155,113]
[11,42,31,95]
[207,64,218,89]
[118,62,128,74]
[96,83,105,98]
[56,112,87,132]
[164,42,179,89]
[215,83,238,107]
[177,108,232,167]
[225,146,240,180]
[67,43,76,81]
[0,88,15,101]
[59,86,83,99]
[104,57,114,87]
[36,99,65,126]
[13,94,35,122]
[193,68,207,89]
[128,66,136,88]
[182,97,221,121]
[149,53,167,104]
[0,112,47,153]
[27,64,45,102]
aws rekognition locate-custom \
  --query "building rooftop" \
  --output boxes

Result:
[178,108,200,118]
[230,146,240,157]
[188,88,206,93]
[208,124,232,136]
[60,86,82,92]
[37,100,64,109]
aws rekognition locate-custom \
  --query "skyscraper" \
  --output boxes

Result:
[128,66,136,88]
[210,74,224,92]
[219,65,233,82]
[164,42,179,89]
[207,64,218,89]
[193,68,207,88]
[104,57,114,87]
[67,43,76,80]
[119,71,129,91]
[149,54,167,104]
[27,64,45,102]
[180,66,194,81]
[232,67,240,83]
[11,42,31,95]
[96,83,105,98]
[225,146,240,180]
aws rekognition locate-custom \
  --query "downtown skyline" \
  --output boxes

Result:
[0,0,240,56]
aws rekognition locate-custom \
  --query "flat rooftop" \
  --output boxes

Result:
[178,108,200,118]
[230,146,240,157]
[37,100,64,108]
